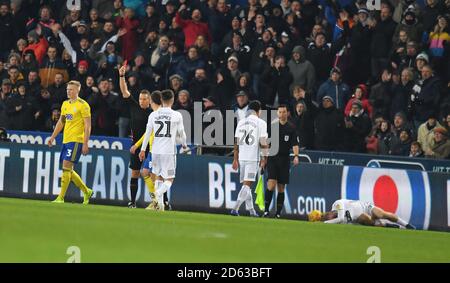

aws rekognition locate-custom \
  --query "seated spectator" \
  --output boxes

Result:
[344,84,373,118]
[235,72,254,100]
[425,127,450,159]
[417,114,442,154]
[409,141,424,158]
[390,128,413,156]
[39,46,69,88]
[172,89,193,116]
[47,73,67,105]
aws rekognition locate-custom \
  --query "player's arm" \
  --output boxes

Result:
[292,130,300,165]
[324,209,345,224]
[139,116,154,161]
[47,115,65,147]
[232,137,239,171]
[177,115,188,149]
[259,136,269,169]
[119,65,131,98]
[82,116,91,155]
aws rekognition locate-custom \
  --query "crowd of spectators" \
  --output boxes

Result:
[0,0,449,158]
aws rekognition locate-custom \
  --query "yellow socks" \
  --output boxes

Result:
[71,170,89,194]
[143,175,155,194]
[59,168,72,199]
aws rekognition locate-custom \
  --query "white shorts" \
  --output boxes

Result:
[239,161,258,183]
[351,201,375,221]
[152,154,177,179]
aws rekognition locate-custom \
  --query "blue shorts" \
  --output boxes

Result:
[143,153,152,170]
[60,142,83,164]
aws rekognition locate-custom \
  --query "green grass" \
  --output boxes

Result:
[0,197,449,263]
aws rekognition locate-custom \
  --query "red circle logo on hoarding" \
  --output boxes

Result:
[373,175,398,213]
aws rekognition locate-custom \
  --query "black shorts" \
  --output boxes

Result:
[129,149,148,170]
[267,156,291,184]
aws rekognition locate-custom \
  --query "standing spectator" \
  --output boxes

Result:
[316,67,350,110]
[5,83,38,130]
[0,80,10,128]
[44,103,61,132]
[292,100,314,149]
[175,46,206,82]
[369,68,393,119]
[425,127,450,159]
[288,45,315,94]
[172,89,193,117]
[393,8,424,44]
[390,29,409,70]
[343,100,372,153]
[169,74,184,98]
[314,96,345,151]
[115,8,139,61]
[370,6,397,82]
[226,55,241,84]
[207,0,232,57]
[233,90,249,124]
[47,73,67,105]
[23,25,49,65]
[39,46,69,88]
[87,78,121,136]
[176,6,212,50]
[0,3,18,61]
[260,55,293,107]
[138,3,160,40]
[348,8,372,86]
[235,72,254,100]
[428,15,450,75]
[210,68,235,111]
[188,68,211,102]
[391,67,414,120]
[411,65,442,127]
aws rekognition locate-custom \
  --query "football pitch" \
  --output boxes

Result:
[1,197,449,263]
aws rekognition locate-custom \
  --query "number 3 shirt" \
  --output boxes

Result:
[235,114,268,162]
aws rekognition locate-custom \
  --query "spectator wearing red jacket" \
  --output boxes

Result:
[344,84,373,118]
[22,27,49,65]
[115,8,139,61]
[175,5,212,50]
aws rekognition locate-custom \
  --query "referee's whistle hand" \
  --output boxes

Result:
[139,151,145,162]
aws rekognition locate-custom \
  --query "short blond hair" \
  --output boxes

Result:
[67,80,81,90]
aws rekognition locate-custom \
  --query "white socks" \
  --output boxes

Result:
[234,185,255,214]
[155,180,172,209]
[397,218,408,227]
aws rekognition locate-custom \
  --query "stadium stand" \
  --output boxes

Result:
[0,0,449,158]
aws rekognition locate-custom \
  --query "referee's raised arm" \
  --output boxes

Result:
[119,64,130,98]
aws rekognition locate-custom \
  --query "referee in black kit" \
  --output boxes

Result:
[119,65,152,208]
[264,105,300,218]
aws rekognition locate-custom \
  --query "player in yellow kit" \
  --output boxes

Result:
[47,80,93,204]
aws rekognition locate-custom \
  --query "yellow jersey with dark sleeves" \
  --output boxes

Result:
[135,131,154,152]
[61,98,91,144]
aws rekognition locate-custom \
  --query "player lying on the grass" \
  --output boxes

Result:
[48,80,93,204]
[308,199,416,229]
[139,90,188,211]
[231,100,268,217]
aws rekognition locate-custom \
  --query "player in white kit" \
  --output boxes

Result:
[231,101,268,217]
[308,199,416,229]
[139,90,188,211]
